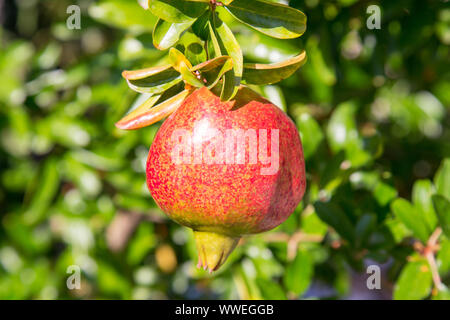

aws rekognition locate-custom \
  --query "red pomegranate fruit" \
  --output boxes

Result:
[146,86,306,272]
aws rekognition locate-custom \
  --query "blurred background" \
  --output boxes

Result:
[0,0,449,300]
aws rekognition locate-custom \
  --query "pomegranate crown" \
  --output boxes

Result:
[116,0,307,130]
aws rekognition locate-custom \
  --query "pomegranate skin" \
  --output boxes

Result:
[146,87,306,237]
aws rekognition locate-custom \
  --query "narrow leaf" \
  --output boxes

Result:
[115,94,161,129]
[23,158,59,225]
[226,0,307,39]
[122,64,182,94]
[191,56,233,88]
[115,88,191,130]
[122,64,172,80]
[169,47,192,72]
[207,20,222,59]
[153,18,194,50]
[148,0,207,23]
[242,51,306,85]
[179,61,204,87]
[214,15,243,101]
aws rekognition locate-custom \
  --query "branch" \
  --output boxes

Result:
[424,227,443,293]
[262,231,323,260]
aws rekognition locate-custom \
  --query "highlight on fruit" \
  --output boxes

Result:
[115,0,308,272]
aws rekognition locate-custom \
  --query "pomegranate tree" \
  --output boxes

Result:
[116,0,307,272]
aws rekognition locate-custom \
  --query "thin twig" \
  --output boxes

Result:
[424,227,443,292]
[262,231,323,261]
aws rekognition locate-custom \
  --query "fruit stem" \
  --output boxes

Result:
[194,231,240,273]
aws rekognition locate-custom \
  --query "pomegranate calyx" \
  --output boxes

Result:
[194,231,240,272]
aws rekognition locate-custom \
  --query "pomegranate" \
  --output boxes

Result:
[146,86,306,272]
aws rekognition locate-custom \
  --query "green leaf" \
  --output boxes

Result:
[242,51,307,85]
[355,214,376,248]
[433,286,450,300]
[207,20,222,59]
[314,201,355,242]
[326,101,382,168]
[148,0,207,23]
[177,31,207,66]
[213,16,243,101]
[393,259,432,300]
[22,158,59,226]
[115,87,191,130]
[283,249,313,296]
[192,10,211,41]
[437,239,450,275]
[373,181,398,207]
[295,113,323,159]
[192,56,233,88]
[179,61,204,87]
[153,18,194,50]
[432,195,450,238]
[327,101,358,153]
[347,133,383,168]
[122,64,182,94]
[412,180,438,231]
[391,198,430,243]
[168,47,193,72]
[226,0,306,39]
[256,278,286,300]
[434,158,450,200]
[89,0,157,31]
[301,210,328,237]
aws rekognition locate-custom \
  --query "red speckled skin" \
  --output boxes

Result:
[146,87,306,237]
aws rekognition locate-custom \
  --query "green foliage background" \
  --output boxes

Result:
[0,0,449,300]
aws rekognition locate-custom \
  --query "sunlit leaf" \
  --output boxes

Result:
[89,0,157,31]
[179,61,204,87]
[148,0,207,23]
[115,88,191,130]
[242,51,306,85]
[122,64,182,94]
[213,15,243,101]
[226,0,306,39]
[168,47,193,72]
[192,56,233,88]
[283,249,313,296]
[153,18,194,50]
[393,259,432,300]
[391,198,431,243]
